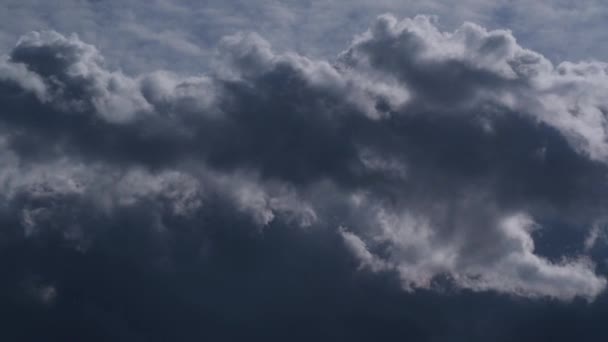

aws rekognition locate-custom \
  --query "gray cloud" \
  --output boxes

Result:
[3,1,608,74]
[2,13,608,306]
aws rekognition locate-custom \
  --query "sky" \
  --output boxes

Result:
[2,1,608,341]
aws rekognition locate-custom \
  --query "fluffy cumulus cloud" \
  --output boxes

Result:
[4,14,608,339]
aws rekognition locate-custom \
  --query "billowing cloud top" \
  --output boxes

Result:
[2,15,608,329]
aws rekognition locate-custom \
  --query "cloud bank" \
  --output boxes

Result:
[1,14,608,314]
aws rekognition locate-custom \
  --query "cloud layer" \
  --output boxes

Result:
[2,14,608,324]
[4,0,608,75]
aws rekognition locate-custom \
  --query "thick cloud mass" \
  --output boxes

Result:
[3,13,608,340]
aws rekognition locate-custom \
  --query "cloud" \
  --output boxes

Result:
[9,30,151,123]
[122,22,205,57]
[333,14,608,300]
[1,13,608,317]
[342,209,606,300]
[4,0,608,76]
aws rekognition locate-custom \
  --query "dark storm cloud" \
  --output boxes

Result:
[3,14,608,340]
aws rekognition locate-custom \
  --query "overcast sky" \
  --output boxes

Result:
[2,1,608,341]
[3,0,608,73]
